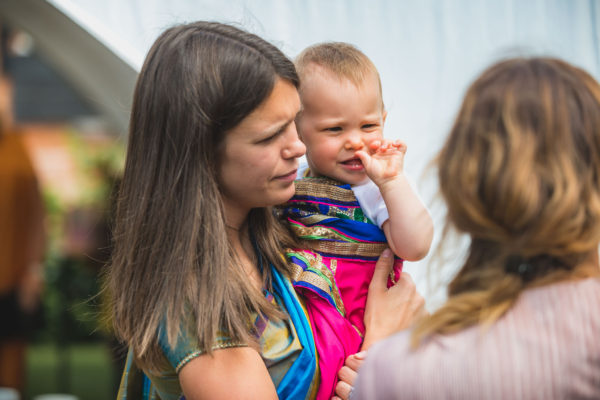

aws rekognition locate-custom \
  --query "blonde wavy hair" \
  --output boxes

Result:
[412,57,600,346]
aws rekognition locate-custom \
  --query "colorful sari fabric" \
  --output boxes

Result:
[116,264,319,400]
[276,176,403,400]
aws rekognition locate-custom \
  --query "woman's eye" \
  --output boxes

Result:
[258,132,279,144]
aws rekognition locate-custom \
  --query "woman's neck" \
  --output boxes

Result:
[226,218,263,291]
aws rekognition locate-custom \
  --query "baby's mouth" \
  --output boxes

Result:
[341,158,363,167]
[340,158,364,170]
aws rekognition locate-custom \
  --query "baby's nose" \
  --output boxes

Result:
[344,137,364,150]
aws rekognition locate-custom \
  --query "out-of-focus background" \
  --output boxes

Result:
[0,1,598,399]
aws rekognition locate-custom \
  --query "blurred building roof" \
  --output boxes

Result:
[0,0,137,135]
[7,50,98,123]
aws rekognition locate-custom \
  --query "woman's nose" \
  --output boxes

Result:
[282,123,306,159]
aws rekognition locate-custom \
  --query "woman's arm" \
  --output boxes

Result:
[179,347,278,400]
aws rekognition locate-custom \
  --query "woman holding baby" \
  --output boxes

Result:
[107,21,423,399]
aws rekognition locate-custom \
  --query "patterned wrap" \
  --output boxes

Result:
[116,264,319,400]
[276,175,403,400]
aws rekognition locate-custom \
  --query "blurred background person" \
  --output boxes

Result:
[0,72,46,395]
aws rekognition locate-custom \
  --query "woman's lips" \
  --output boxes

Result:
[274,169,297,182]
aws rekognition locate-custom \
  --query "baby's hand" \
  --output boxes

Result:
[356,139,407,187]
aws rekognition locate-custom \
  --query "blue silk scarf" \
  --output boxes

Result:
[270,263,318,399]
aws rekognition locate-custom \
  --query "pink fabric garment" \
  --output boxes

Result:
[297,255,402,400]
[324,255,403,336]
[301,290,363,400]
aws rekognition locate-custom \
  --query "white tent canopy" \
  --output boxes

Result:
[2,0,599,306]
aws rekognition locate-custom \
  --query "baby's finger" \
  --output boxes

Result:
[335,380,354,400]
[355,150,370,166]
[394,140,407,153]
[368,140,382,151]
[337,366,358,387]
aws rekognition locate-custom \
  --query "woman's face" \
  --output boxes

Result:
[219,78,305,221]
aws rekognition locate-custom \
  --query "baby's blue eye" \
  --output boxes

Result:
[362,124,377,129]
[325,127,342,132]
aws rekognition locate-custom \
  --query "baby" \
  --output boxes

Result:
[276,42,433,400]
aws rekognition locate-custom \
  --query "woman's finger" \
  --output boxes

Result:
[368,248,394,293]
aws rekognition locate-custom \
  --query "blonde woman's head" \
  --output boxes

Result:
[413,58,600,344]
[439,57,600,272]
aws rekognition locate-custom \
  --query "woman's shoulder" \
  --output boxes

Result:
[525,274,600,297]
[354,277,600,399]
[156,314,246,374]
[515,276,600,329]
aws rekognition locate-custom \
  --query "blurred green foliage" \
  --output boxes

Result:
[26,343,116,400]
[35,130,124,344]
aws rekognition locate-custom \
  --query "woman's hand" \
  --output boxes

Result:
[333,252,425,399]
[361,248,426,350]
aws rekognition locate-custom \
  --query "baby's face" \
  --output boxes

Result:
[297,65,386,185]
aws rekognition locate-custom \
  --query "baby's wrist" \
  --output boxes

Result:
[375,173,408,194]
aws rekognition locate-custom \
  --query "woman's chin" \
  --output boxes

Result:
[271,186,296,206]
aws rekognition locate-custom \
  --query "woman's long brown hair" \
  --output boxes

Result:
[104,21,299,369]
[412,57,600,346]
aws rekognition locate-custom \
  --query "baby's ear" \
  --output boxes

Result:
[382,110,388,123]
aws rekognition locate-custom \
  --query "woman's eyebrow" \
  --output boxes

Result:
[267,113,298,135]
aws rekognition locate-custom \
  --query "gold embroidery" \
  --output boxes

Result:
[288,250,346,315]
[291,224,353,242]
[289,262,331,295]
[330,259,337,275]
[389,269,398,285]
[294,179,356,204]
[351,323,364,338]
[309,240,388,258]
[175,341,246,373]
[295,214,334,225]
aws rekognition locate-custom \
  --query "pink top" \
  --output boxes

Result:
[354,277,600,399]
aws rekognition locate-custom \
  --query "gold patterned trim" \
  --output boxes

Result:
[175,341,247,373]
[330,259,337,275]
[289,262,332,296]
[351,323,364,339]
[295,214,333,225]
[288,250,346,315]
[294,179,357,204]
[309,239,388,258]
[291,223,355,243]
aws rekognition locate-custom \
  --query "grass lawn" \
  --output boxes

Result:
[25,342,119,400]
